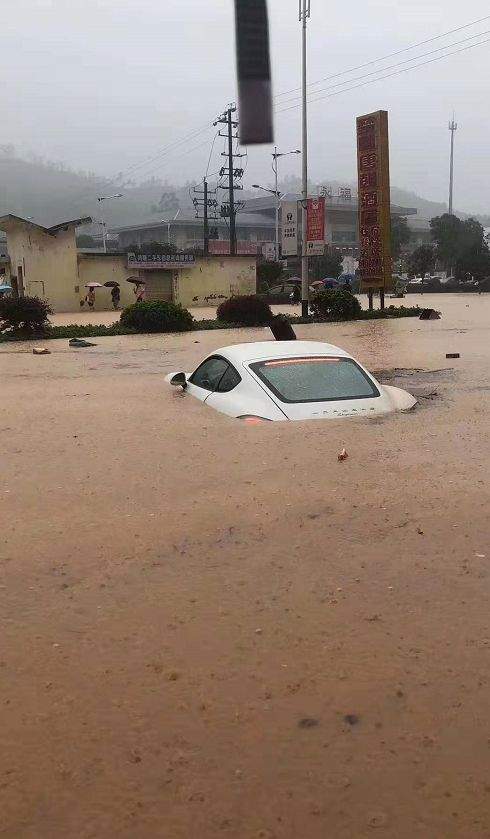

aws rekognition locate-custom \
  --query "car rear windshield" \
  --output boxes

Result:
[249,357,380,404]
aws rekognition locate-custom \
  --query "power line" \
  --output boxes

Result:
[116,123,216,182]
[274,13,490,100]
[78,14,490,206]
[205,132,220,178]
[276,36,490,114]
[276,27,490,108]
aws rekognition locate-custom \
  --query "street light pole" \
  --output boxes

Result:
[161,210,181,246]
[300,0,310,318]
[97,193,123,253]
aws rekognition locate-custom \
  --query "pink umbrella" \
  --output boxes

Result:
[84,282,104,289]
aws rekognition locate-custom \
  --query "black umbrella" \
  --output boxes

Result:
[126,276,144,284]
[104,281,120,288]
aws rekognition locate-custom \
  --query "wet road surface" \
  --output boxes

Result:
[1,295,489,838]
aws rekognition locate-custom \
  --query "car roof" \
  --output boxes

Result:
[214,341,352,365]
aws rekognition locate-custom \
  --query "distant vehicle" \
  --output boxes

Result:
[411,276,423,284]
[262,280,316,302]
[166,341,417,422]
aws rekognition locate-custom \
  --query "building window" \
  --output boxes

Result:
[332,230,357,244]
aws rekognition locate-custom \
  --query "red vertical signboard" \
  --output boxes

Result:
[306,197,325,256]
[356,111,392,291]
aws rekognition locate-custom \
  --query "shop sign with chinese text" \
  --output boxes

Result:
[127,253,196,270]
[356,110,392,290]
[281,200,298,257]
[306,197,325,256]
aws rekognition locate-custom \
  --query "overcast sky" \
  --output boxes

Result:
[2,0,490,212]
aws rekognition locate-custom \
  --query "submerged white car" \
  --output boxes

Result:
[166,341,416,422]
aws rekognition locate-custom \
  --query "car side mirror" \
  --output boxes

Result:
[170,372,187,389]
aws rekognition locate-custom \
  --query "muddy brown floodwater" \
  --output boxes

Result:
[1,294,489,838]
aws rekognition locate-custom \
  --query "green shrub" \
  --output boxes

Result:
[0,295,52,333]
[361,305,421,319]
[216,295,273,326]
[309,288,362,321]
[257,260,283,287]
[120,301,194,333]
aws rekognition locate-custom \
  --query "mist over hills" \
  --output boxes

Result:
[1,148,487,234]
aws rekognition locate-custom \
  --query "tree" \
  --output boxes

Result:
[151,190,180,215]
[391,215,411,259]
[123,241,178,256]
[431,214,490,278]
[430,214,462,271]
[308,248,343,281]
[407,245,436,277]
[257,260,283,287]
[76,234,97,248]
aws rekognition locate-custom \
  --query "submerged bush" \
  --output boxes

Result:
[120,301,194,333]
[309,288,362,322]
[216,295,273,326]
[0,295,52,333]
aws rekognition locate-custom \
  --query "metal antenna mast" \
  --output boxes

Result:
[448,117,458,215]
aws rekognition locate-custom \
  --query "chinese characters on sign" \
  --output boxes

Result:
[320,186,352,201]
[306,197,325,256]
[281,200,298,257]
[356,110,392,291]
[127,253,196,270]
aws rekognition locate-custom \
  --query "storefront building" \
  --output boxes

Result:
[0,214,256,312]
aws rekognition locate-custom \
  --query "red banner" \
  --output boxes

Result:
[306,197,325,255]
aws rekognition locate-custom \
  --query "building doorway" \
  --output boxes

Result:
[143,270,173,302]
[28,281,45,298]
[17,266,25,296]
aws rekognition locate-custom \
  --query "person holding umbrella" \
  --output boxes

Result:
[111,285,120,309]
[103,281,122,310]
[126,276,146,303]
[86,287,96,310]
[82,282,103,310]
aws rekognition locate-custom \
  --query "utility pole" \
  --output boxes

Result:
[192,179,218,256]
[227,108,236,256]
[448,117,458,216]
[299,0,311,318]
[273,147,280,261]
[97,193,123,253]
[272,147,301,261]
[214,105,245,256]
[203,179,209,255]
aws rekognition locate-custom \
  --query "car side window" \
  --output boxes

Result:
[190,356,230,391]
[216,365,241,393]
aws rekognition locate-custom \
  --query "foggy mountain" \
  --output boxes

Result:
[0,149,487,237]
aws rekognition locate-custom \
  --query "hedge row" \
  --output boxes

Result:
[0,295,422,343]
[0,308,422,342]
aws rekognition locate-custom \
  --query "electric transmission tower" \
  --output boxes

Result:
[192,179,218,255]
[214,104,245,255]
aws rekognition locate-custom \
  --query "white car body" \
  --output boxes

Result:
[165,341,417,422]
